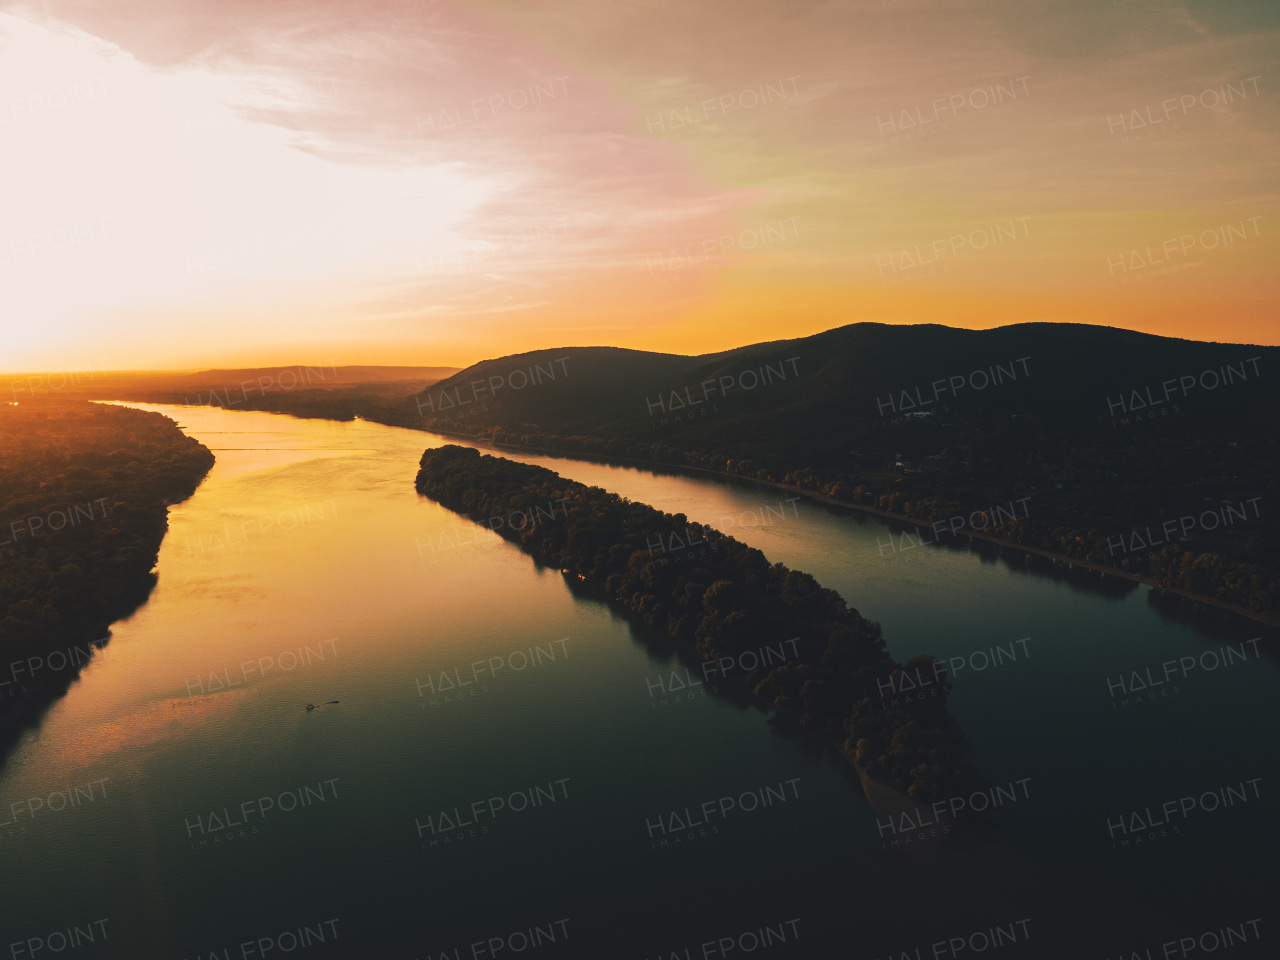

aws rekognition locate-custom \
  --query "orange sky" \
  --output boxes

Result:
[1,0,1276,371]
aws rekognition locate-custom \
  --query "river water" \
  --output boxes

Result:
[1,404,1273,959]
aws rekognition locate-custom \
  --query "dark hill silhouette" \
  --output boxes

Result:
[361,322,1278,620]
[401,322,1272,437]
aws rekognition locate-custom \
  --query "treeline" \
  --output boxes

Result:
[389,415,1279,621]
[0,400,214,757]
[230,390,1278,620]
[365,323,1279,622]
[415,444,970,800]
[69,322,1278,620]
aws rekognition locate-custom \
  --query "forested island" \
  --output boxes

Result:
[415,444,971,800]
[0,400,214,764]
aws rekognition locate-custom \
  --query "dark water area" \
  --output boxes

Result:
[1,405,1273,959]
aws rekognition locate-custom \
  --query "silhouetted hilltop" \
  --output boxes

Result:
[399,322,1272,445]
[369,322,1278,619]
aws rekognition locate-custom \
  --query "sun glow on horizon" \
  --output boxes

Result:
[2,1,1277,370]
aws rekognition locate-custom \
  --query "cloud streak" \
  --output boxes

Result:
[1,0,1276,369]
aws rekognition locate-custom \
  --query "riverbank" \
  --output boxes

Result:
[0,401,216,772]
[389,420,1279,631]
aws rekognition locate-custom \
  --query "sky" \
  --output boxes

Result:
[0,0,1276,371]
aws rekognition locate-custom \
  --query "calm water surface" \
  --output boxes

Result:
[1,405,1273,958]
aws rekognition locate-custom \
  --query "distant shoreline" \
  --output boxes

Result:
[406,421,1280,632]
[133,404,1272,631]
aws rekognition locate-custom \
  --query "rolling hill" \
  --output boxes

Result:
[360,322,1279,619]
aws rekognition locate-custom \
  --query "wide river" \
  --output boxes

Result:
[1,405,1274,959]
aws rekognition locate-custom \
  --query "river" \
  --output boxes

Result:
[1,404,1273,959]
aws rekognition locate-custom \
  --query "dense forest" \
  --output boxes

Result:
[391,412,1277,620]
[377,324,1279,621]
[415,444,971,800]
[0,400,214,761]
